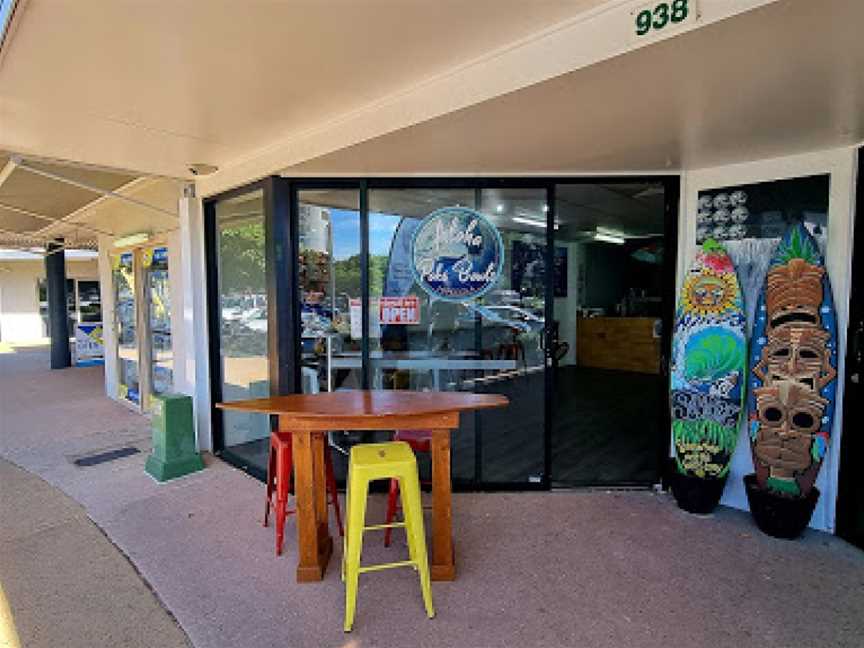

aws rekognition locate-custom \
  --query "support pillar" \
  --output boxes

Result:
[45,240,71,369]
[179,185,212,451]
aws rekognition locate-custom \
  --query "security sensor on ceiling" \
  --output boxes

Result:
[187,163,219,176]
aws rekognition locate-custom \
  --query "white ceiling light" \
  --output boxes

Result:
[512,216,559,230]
[593,232,625,244]
[113,232,151,248]
[495,204,504,213]
[512,216,545,228]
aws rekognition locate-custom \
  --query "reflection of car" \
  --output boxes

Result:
[455,304,544,331]
[221,307,243,321]
[241,307,268,332]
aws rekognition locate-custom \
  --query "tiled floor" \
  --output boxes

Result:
[2,346,864,647]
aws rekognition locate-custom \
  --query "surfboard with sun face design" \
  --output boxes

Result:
[671,239,747,482]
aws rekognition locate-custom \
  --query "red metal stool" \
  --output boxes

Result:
[384,429,432,547]
[263,431,344,556]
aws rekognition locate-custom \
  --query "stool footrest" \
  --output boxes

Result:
[363,522,406,531]
[358,560,417,574]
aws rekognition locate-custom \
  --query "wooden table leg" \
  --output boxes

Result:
[430,428,456,581]
[288,422,333,583]
[311,432,333,553]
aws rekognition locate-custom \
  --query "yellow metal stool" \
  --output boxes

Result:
[342,441,435,632]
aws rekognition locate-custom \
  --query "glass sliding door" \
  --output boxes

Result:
[214,188,270,474]
[551,182,670,485]
[296,189,362,478]
[113,252,140,406]
[476,188,548,484]
[143,246,173,406]
[368,189,479,482]
[365,187,548,486]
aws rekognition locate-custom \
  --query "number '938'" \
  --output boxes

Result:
[636,0,689,36]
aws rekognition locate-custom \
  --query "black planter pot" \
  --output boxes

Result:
[744,474,820,540]
[670,464,728,514]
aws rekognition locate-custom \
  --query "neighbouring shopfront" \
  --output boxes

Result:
[108,244,175,411]
[205,177,680,488]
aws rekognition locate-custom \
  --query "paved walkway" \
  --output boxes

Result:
[0,459,190,648]
[1,345,864,648]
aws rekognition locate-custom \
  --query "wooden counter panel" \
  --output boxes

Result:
[576,317,661,374]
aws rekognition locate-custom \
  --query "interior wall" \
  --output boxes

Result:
[680,146,858,532]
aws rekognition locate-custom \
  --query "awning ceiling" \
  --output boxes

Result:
[0,152,182,252]
[1,0,862,201]
[0,152,138,249]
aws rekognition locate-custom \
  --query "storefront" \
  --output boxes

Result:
[3,0,857,544]
[194,143,862,546]
[205,177,680,488]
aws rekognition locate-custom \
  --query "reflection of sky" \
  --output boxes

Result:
[331,210,402,259]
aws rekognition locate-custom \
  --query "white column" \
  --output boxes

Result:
[178,187,212,452]
[97,235,118,399]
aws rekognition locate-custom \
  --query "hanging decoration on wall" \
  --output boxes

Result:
[670,239,747,514]
[745,222,837,539]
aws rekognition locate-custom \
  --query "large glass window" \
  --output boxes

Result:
[296,189,361,478]
[215,189,270,470]
[297,190,362,394]
[77,280,102,323]
[113,252,139,405]
[144,246,173,402]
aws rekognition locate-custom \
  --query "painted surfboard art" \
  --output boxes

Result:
[748,223,838,498]
[671,239,747,497]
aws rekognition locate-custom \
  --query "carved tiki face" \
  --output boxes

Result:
[754,327,836,391]
[753,381,828,479]
[765,258,825,332]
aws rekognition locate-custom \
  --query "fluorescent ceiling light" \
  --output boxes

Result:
[512,217,559,230]
[593,232,625,244]
[113,232,151,248]
[512,216,545,228]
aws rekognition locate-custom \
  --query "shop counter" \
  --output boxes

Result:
[576,316,661,374]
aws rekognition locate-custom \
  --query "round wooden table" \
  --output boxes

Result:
[217,390,508,583]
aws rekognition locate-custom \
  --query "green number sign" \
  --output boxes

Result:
[635,0,690,37]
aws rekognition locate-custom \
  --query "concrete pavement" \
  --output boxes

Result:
[0,458,190,647]
[2,344,864,647]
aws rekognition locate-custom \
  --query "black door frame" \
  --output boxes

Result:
[204,175,680,490]
[836,148,864,549]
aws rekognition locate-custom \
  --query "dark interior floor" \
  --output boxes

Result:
[552,365,663,485]
[221,366,664,487]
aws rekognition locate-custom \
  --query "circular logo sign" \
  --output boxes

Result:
[410,206,503,302]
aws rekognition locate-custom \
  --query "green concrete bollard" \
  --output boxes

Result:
[145,393,205,482]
